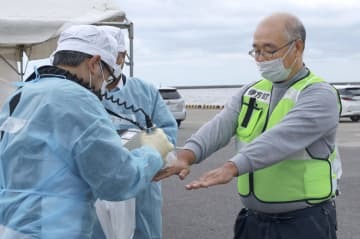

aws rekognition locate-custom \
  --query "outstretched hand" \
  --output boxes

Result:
[153,149,195,181]
[153,159,190,181]
[185,162,238,190]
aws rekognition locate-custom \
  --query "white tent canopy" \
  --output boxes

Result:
[0,0,132,107]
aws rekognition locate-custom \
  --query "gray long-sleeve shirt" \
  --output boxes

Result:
[183,66,340,213]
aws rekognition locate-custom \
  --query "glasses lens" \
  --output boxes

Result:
[248,50,254,57]
[249,49,258,58]
[262,51,274,58]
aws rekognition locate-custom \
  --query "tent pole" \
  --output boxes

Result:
[19,45,25,81]
[0,54,19,75]
[128,21,134,77]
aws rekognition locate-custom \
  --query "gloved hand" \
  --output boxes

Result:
[140,128,174,161]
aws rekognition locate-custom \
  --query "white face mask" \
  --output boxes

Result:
[89,71,93,88]
[101,81,108,95]
[113,65,122,79]
[256,42,296,83]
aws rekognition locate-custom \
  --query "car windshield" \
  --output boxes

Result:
[159,90,181,99]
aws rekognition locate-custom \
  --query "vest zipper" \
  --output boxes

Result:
[249,172,254,194]
[261,86,272,132]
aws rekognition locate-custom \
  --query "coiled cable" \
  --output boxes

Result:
[101,91,154,130]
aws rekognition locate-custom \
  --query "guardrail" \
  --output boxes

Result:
[175,82,360,89]
[180,82,360,110]
[186,104,224,109]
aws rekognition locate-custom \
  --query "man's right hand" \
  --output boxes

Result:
[153,149,194,181]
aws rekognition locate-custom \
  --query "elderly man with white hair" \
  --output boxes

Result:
[0,24,173,239]
[92,26,177,239]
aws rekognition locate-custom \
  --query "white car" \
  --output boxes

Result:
[334,85,360,122]
[159,87,186,127]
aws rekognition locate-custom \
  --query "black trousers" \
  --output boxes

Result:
[234,200,337,239]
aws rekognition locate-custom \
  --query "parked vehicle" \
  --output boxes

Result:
[334,85,360,122]
[159,87,186,127]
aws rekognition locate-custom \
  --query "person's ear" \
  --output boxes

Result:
[87,55,101,75]
[295,39,304,53]
[117,52,126,65]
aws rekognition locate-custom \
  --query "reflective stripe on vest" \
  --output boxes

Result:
[236,72,337,203]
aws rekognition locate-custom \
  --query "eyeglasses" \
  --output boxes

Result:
[98,61,118,85]
[248,40,296,59]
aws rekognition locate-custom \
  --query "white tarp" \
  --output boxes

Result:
[0,0,125,107]
[0,60,18,106]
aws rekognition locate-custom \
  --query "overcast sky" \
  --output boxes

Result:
[113,0,360,87]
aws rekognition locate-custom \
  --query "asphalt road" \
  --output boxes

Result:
[162,109,360,239]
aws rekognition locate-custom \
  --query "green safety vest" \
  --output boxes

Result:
[236,72,338,204]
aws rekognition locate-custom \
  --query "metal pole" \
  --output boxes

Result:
[19,45,24,81]
[128,22,134,77]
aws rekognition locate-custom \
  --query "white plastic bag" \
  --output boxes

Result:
[95,198,136,239]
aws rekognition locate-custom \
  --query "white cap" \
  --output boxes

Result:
[53,25,118,70]
[99,26,126,52]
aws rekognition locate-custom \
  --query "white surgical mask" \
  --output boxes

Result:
[89,71,93,88]
[256,42,296,83]
[113,65,122,79]
[101,81,108,95]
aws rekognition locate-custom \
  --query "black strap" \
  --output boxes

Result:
[241,97,256,128]
[121,74,127,85]
[105,108,144,131]
[9,92,22,116]
[25,65,102,100]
